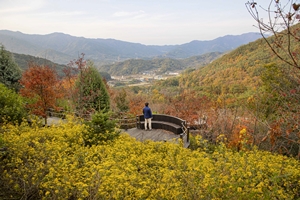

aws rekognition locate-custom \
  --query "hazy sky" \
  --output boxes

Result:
[0,0,264,45]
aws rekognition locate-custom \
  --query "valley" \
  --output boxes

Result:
[1,1,299,199]
[109,71,180,87]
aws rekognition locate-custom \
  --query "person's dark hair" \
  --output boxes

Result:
[145,102,149,106]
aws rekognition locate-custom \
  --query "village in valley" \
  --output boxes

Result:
[108,71,180,87]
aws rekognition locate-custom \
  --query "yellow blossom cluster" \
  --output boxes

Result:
[1,119,299,199]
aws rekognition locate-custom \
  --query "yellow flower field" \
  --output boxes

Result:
[1,119,299,199]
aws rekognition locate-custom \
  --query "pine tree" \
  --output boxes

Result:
[75,61,110,116]
[0,45,22,91]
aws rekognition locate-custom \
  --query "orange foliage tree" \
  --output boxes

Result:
[128,94,147,116]
[19,64,63,124]
[163,89,211,125]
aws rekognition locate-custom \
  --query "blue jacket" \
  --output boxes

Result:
[143,106,153,119]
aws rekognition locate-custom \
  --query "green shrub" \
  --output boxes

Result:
[0,83,27,124]
[84,111,120,146]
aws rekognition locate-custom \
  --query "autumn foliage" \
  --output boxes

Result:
[19,63,63,123]
[62,55,110,118]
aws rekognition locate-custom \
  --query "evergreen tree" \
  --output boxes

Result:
[84,111,119,146]
[115,88,129,113]
[76,61,110,115]
[0,45,22,91]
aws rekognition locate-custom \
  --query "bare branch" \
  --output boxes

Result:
[246,0,300,70]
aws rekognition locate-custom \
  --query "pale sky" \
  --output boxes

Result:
[0,0,265,45]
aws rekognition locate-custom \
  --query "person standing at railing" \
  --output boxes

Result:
[143,102,153,131]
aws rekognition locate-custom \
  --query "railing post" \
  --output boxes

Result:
[136,115,140,129]
[124,117,128,130]
[187,124,190,143]
[180,133,184,147]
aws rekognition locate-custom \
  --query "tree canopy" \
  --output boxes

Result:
[19,63,63,124]
[75,61,110,116]
[0,45,22,91]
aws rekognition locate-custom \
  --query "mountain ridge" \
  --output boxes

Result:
[0,30,262,66]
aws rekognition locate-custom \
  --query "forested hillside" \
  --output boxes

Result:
[99,52,223,75]
[11,51,66,76]
[7,51,113,80]
[144,23,300,158]
[176,37,283,98]
[152,38,273,102]
[175,23,300,101]
[8,49,222,77]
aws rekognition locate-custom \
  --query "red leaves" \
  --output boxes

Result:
[290,89,297,94]
[292,3,300,11]
[19,63,63,120]
[250,2,257,8]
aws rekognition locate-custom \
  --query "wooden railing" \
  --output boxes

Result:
[181,121,190,147]
[46,108,66,119]
[46,109,93,120]
[136,114,190,146]
[116,116,136,130]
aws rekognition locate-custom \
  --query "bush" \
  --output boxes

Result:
[0,120,299,199]
[84,111,119,146]
[0,83,27,124]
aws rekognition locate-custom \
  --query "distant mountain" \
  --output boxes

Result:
[163,33,264,58]
[0,30,262,65]
[99,52,223,76]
